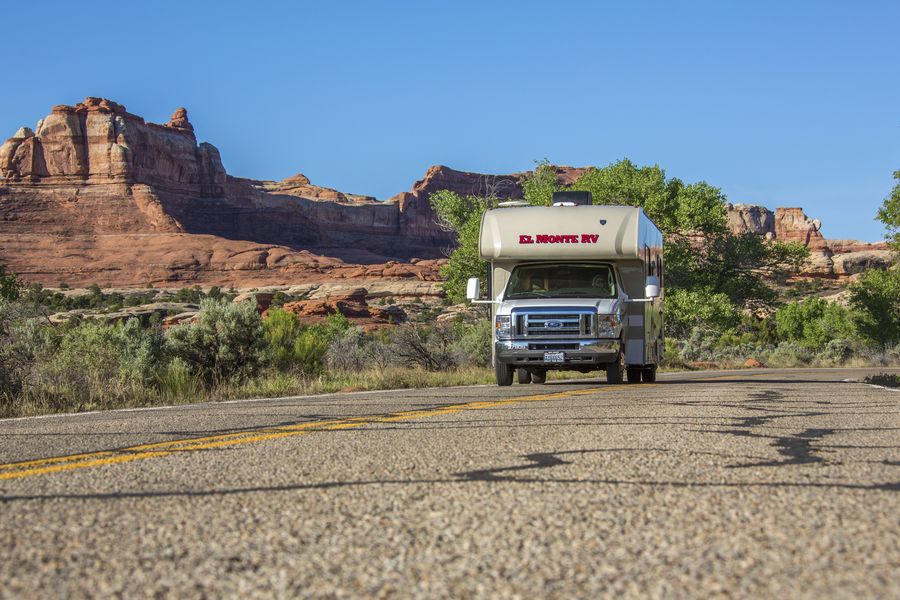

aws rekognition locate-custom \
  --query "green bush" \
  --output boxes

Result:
[291,330,330,375]
[166,298,265,384]
[29,318,164,407]
[449,319,492,367]
[766,342,814,367]
[263,308,304,369]
[263,309,350,374]
[775,297,855,350]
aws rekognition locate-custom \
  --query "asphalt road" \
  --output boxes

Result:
[0,368,898,599]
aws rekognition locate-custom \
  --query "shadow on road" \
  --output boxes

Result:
[1,455,896,504]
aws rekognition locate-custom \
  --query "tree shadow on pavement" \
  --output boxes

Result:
[2,446,896,503]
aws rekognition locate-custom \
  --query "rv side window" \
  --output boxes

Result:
[505,263,617,299]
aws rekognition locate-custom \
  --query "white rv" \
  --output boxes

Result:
[466,192,664,386]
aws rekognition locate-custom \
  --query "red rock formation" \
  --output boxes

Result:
[280,287,406,328]
[724,204,893,277]
[0,98,460,286]
[774,208,827,250]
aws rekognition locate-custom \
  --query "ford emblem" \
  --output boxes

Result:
[546,320,563,328]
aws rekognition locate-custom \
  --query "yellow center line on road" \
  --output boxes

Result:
[0,386,615,482]
[0,369,829,482]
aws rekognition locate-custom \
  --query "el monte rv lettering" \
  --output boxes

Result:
[518,233,600,244]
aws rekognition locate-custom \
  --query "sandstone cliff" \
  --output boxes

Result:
[0,98,461,286]
[726,204,892,276]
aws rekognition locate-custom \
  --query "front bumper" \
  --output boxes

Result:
[495,338,620,368]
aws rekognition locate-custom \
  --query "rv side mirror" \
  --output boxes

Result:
[645,275,660,299]
[466,277,482,301]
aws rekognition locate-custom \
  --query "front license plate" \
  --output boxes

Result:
[543,351,565,363]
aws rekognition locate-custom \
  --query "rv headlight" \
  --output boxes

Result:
[495,315,511,339]
[597,314,621,338]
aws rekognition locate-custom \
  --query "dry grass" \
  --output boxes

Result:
[0,367,590,418]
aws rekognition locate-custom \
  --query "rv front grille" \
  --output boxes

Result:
[514,311,595,338]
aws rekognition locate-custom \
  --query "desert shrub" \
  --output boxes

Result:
[865,373,900,388]
[291,330,330,375]
[390,323,459,370]
[0,265,22,301]
[326,327,370,371]
[449,319,492,367]
[675,327,721,363]
[166,298,265,384]
[156,357,203,400]
[815,338,854,364]
[263,308,304,369]
[325,327,399,371]
[765,342,814,367]
[29,318,164,407]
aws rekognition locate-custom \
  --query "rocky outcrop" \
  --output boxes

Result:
[726,203,775,238]
[774,207,827,249]
[831,250,895,276]
[280,287,406,328]
[725,203,892,278]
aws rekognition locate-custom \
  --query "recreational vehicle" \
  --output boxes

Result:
[466,191,664,386]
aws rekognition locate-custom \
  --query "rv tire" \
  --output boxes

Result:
[626,367,642,383]
[606,354,624,384]
[517,368,532,384]
[642,365,657,383]
[495,361,513,386]
[531,370,547,384]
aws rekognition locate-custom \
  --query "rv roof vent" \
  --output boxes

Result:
[551,191,592,206]
[497,200,529,207]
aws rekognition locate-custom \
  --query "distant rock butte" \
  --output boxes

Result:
[0,97,888,287]
[726,203,892,276]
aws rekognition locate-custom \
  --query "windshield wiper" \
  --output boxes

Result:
[507,292,551,299]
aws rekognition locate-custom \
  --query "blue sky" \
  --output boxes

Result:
[3,0,898,241]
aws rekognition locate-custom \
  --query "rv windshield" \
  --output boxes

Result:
[504,263,617,299]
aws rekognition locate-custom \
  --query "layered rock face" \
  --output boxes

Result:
[0,98,467,286]
[726,203,891,276]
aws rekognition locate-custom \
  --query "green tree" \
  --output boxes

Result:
[665,288,740,338]
[430,189,493,302]
[877,169,900,252]
[775,298,855,350]
[519,160,562,206]
[848,268,900,348]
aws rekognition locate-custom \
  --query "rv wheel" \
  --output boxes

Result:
[626,367,642,383]
[531,370,547,384]
[495,361,513,386]
[517,368,532,384]
[642,365,657,383]
[606,355,624,384]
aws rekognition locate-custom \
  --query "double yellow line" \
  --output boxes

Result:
[0,386,609,482]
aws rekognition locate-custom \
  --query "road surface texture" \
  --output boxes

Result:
[0,368,898,599]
